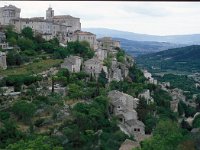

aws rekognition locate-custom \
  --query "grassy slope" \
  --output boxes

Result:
[0,59,62,76]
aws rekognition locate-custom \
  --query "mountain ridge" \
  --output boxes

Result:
[83,28,200,45]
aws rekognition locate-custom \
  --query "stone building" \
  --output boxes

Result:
[52,15,81,33]
[73,30,97,49]
[138,89,154,104]
[108,90,145,137]
[143,70,157,85]
[0,5,81,44]
[61,55,82,73]
[83,57,103,78]
[0,5,21,25]
[95,48,107,61]
[97,37,120,50]
[169,88,186,112]
[0,52,7,69]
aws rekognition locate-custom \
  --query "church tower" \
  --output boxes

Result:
[46,6,54,21]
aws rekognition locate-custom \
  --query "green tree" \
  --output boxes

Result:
[21,27,34,39]
[5,25,18,41]
[17,38,35,51]
[193,114,200,128]
[98,69,108,87]
[6,136,63,150]
[6,50,23,66]
[0,120,23,149]
[12,101,36,123]
[135,119,185,150]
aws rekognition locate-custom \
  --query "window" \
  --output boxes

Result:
[134,128,137,131]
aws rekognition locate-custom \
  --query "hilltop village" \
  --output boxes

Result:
[0,4,200,150]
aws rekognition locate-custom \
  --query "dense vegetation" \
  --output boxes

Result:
[154,74,200,98]
[1,26,94,69]
[0,26,200,150]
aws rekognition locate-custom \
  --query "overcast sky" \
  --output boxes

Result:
[1,1,200,36]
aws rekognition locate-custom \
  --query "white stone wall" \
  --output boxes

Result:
[73,32,97,49]
[83,58,103,77]
[0,5,21,25]
[95,49,107,61]
[61,56,82,73]
[53,16,81,32]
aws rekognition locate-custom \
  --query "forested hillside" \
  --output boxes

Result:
[136,45,200,73]
[0,26,200,150]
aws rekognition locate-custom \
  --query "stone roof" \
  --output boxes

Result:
[1,5,21,12]
[126,119,145,127]
[53,15,79,19]
[12,17,51,23]
[84,57,102,65]
[119,139,140,150]
[74,30,95,36]
[63,56,81,65]
[191,128,200,133]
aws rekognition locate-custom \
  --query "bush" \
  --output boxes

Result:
[12,101,36,123]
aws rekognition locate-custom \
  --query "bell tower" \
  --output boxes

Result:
[46,5,54,21]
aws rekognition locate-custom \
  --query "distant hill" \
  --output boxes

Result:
[136,45,200,73]
[83,28,200,45]
[113,38,185,57]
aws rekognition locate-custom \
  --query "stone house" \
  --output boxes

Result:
[97,37,120,50]
[143,70,152,79]
[138,89,154,104]
[72,30,97,49]
[108,90,138,112]
[108,90,145,137]
[83,57,103,78]
[169,88,186,112]
[170,88,186,102]
[109,67,123,82]
[170,100,179,112]
[143,70,157,85]
[95,48,107,61]
[61,55,82,73]
[125,119,145,136]
[119,139,140,150]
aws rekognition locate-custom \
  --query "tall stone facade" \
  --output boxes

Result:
[0,5,20,25]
